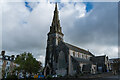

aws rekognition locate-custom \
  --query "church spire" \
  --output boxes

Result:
[52,3,60,29]
[49,3,63,36]
[55,3,58,12]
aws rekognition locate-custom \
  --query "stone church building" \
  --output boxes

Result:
[44,4,110,76]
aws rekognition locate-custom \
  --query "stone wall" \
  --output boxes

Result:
[56,69,67,76]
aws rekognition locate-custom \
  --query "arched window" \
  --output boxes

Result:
[86,55,87,59]
[58,37,61,44]
[73,52,75,56]
[78,52,80,57]
[82,54,84,58]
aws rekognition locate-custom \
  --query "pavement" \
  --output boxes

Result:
[79,72,120,79]
[104,75,120,78]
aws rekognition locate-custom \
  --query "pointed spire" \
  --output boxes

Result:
[53,3,59,23]
[48,3,64,36]
[55,3,58,11]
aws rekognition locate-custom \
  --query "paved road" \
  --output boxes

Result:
[104,75,120,78]
[79,72,120,80]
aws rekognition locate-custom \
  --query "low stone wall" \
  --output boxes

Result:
[56,69,67,76]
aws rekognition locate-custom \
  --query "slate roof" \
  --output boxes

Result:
[1,55,14,61]
[94,55,106,58]
[65,43,94,56]
[72,56,92,64]
[109,58,120,63]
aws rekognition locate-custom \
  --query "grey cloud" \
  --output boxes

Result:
[63,2,118,47]
[2,2,118,63]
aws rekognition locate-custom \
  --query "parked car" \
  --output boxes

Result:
[38,75,44,78]
[52,75,57,77]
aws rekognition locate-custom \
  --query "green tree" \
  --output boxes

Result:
[14,52,43,77]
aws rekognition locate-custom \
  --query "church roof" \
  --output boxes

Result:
[65,43,94,56]
[72,56,93,64]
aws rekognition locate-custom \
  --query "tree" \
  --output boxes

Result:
[14,52,43,77]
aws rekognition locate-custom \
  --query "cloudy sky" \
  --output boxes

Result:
[0,0,119,65]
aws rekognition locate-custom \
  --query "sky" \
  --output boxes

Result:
[0,0,119,65]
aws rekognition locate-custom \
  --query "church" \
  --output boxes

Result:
[44,3,110,76]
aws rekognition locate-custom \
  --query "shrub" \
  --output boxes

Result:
[6,74,18,79]
[46,75,52,79]
[57,75,62,77]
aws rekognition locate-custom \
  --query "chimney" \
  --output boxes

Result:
[1,51,5,56]
[8,56,10,60]
[11,55,14,61]
[16,55,19,59]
